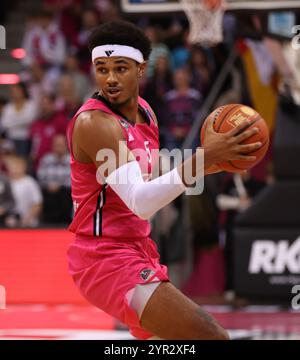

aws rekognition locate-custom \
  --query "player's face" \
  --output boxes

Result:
[94,57,144,107]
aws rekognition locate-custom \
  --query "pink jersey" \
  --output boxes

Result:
[66,93,159,240]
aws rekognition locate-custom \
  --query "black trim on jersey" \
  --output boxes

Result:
[93,185,107,237]
[93,194,100,237]
[100,185,107,236]
[138,105,152,126]
[90,92,151,126]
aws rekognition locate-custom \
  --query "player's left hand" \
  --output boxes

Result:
[205,164,222,175]
[205,163,248,176]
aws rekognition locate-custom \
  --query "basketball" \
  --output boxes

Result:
[200,104,270,172]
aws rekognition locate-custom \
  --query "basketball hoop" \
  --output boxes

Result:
[180,0,225,46]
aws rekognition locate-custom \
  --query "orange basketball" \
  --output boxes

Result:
[200,104,270,172]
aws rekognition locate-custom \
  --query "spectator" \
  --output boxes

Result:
[63,55,92,102]
[0,171,15,226]
[22,10,67,68]
[0,139,16,173]
[37,134,72,223]
[76,8,100,72]
[142,55,173,124]
[95,0,121,22]
[144,26,171,78]
[23,60,63,103]
[43,0,82,48]
[0,139,16,174]
[77,8,99,48]
[162,68,202,150]
[30,94,68,172]
[55,74,83,117]
[5,155,42,228]
[170,28,192,70]
[189,46,213,97]
[1,83,37,156]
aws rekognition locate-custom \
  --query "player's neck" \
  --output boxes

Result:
[100,90,140,124]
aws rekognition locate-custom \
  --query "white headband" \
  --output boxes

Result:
[92,45,144,64]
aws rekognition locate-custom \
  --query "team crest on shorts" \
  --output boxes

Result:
[140,268,155,281]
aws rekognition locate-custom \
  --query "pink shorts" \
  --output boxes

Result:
[67,235,169,339]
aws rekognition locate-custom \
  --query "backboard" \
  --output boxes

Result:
[121,0,300,13]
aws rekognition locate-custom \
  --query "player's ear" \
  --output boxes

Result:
[137,62,147,78]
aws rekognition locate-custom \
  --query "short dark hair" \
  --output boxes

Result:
[15,82,30,99]
[88,21,152,61]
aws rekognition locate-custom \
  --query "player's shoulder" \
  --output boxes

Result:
[74,109,124,149]
[76,109,120,133]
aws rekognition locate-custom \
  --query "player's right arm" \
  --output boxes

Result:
[73,110,261,220]
[73,110,132,172]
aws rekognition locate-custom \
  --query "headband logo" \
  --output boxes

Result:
[105,50,114,57]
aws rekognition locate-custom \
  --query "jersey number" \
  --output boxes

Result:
[144,141,152,164]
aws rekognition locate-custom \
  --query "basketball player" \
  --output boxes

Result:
[67,21,262,340]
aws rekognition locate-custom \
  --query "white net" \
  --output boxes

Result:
[180,0,224,46]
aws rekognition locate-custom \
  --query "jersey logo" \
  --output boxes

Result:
[105,50,114,56]
[73,201,79,213]
[140,268,155,281]
[128,132,134,142]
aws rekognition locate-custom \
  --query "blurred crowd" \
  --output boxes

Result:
[1,0,299,296]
